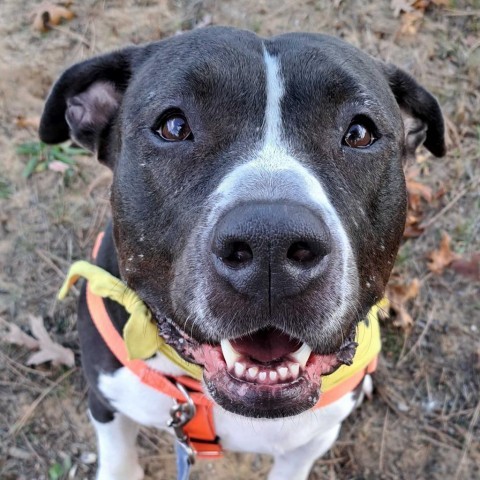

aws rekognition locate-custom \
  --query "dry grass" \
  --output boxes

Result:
[0,0,479,479]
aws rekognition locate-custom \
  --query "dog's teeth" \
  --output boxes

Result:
[258,371,267,382]
[289,362,300,378]
[290,343,312,368]
[269,371,277,382]
[277,366,289,380]
[248,367,258,379]
[220,339,241,369]
[234,362,246,377]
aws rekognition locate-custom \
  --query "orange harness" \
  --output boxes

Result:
[86,232,378,460]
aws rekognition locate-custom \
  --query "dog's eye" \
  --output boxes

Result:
[343,122,374,148]
[156,113,192,142]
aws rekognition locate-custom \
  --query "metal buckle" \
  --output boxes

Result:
[167,382,196,465]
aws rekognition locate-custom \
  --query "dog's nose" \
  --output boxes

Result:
[211,203,332,300]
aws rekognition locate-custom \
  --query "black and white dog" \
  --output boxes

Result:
[39,27,445,480]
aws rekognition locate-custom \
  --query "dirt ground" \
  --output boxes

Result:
[0,0,479,479]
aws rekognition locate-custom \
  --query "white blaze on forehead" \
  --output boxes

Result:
[198,46,358,326]
[215,47,345,218]
[263,47,284,144]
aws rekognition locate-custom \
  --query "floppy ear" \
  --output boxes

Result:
[39,47,137,166]
[380,63,446,159]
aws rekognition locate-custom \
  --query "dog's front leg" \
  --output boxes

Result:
[89,394,144,480]
[268,424,341,480]
[90,412,144,480]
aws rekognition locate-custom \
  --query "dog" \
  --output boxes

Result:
[39,26,445,480]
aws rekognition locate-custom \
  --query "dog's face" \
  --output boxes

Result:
[40,27,445,418]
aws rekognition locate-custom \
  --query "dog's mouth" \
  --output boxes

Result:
[156,318,357,418]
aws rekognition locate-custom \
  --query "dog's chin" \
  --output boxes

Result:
[155,317,358,419]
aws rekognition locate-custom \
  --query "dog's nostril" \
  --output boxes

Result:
[287,241,318,264]
[222,241,253,268]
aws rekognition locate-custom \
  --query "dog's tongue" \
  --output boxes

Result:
[230,328,302,363]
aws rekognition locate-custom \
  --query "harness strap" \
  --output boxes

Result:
[315,356,377,408]
[90,232,222,458]
[85,277,221,457]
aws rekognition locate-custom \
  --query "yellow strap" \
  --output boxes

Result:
[59,261,383,391]
[59,261,202,379]
[321,299,385,391]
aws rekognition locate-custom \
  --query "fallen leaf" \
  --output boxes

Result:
[385,278,421,330]
[450,253,480,281]
[405,166,433,212]
[404,224,425,238]
[398,10,424,36]
[32,2,75,32]
[14,115,40,129]
[0,318,39,350]
[26,315,74,367]
[404,212,425,237]
[427,232,458,275]
[411,0,431,11]
[391,0,415,17]
[407,179,433,203]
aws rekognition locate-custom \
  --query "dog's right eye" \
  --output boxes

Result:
[155,112,192,142]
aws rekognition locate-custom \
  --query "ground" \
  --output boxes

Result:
[0,0,479,479]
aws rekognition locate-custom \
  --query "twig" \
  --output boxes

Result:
[8,367,76,436]
[454,397,480,480]
[420,176,480,230]
[49,25,91,48]
[397,306,436,366]
[419,434,463,452]
[36,248,71,268]
[379,409,389,472]
[316,456,347,466]
[0,350,52,383]
[444,9,480,17]
[34,248,67,279]
[440,408,476,420]
[375,386,406,417]
[35,248,78,295]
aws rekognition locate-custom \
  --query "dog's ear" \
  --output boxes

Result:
[39,47,137,165]
[380,63,446,159]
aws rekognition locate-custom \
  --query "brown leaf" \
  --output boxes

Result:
[398,10,424,36]
[405,167,434,219]
[450,253,480,281]
[385,278,421,330]
[14,115,40,129]
[404,209,425,238]
[0,318,40,350]
[26,315,75,367]
[411,0,431,11]
[391,0,415,17]
[403,223,425,238]
[427,232,458,275]
[32,2,75,32]
[407,179,433,203]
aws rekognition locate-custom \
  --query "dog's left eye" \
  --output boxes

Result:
[343,120,375,148]
[156,112,193,142]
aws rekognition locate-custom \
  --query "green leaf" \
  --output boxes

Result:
[48,462,64,480]
[22,156,39,178]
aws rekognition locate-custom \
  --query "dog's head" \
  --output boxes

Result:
[40,27,445,418]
